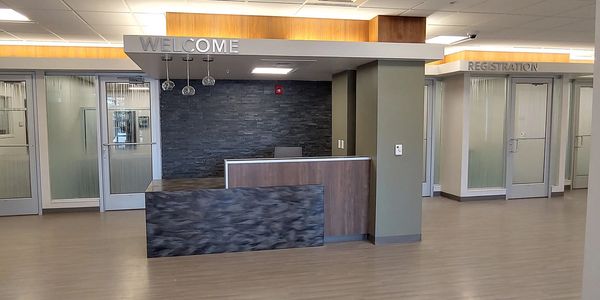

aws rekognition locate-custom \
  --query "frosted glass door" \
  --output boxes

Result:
[572,85,593,189]
[101,79,154,211]
[507,79,552,199]
[0,78,38,216]
[46,76,100,202]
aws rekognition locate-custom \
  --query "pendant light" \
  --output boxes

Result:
[202,55,216,87]
[182,56,195,96]
[161,55,175,91]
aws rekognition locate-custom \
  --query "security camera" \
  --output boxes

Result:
[467,33,478,39]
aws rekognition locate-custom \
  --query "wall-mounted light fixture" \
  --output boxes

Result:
[182,56,195,96]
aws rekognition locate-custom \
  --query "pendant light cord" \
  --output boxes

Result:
[186,58,190,86]
[165,59,170,81]
[207,55,211,77]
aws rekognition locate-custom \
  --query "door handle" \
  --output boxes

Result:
[508,139,519,153]
[575,136,583,148]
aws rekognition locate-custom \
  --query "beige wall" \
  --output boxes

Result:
[440,74,465,196]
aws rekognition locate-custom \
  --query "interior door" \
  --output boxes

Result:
[422,82,434,197]
[572,83,593,189]
[100,77,157,211]
[0,76,39,216]
[506,78,553,199]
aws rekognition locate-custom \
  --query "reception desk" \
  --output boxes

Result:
[145,156,371,257]
[225,156,371,239]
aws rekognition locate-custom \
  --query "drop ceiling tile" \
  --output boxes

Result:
[125,0,188,13]
[79,12,138,26]
[102,34,130,43]
[247,0,304,3]
[133,13,165,26]
[92,25,143,35]
[1,0,67,10]
[0,22,51,34]
[559,19,595,32]
[16,9,81,26]
[401,9,436,17]
[559,4,596,19]
[184,1,301,16]
[360,0,422,9]
[414,0,488,12]
[63,0,130,12]
[465,0,544,13]
[513,0,592,16]
[0,31,18,40]
[428,12,493,26]
[426,24,469,37]
[7,32,63,41]
[56,33,106,42]
[518,17,579,30]
[297,5,403,20]
[476,14,540,30]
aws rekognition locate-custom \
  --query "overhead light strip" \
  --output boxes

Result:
[0,9,30,22]
[252,67,293,75]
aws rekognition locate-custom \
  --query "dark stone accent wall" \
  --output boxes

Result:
[145,185,325,257]
[160,80,332,179]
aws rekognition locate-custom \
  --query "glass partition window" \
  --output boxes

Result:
[0,81,31,199]
[468,77,507,189]
[46,76,100,200]
[106,82,152,194]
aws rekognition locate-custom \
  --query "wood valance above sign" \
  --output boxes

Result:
[166,12,426,43]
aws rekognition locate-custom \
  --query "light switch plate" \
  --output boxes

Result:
[395,144,403,156]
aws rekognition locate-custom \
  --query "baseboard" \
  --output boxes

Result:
[440,192,506,202]
[325,234,367,243]
[369,234,422,245]
[433,191,441,197]
[551,192,565,197]
[564,185,572,190]
[42,207,100,214]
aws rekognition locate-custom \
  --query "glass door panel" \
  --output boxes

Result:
[101,80,154,210]
[573,85,593,189]
[46,76,100,201]
[507,79,552,199]
[0,78,38,216]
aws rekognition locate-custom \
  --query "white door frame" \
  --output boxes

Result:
[0,74,40,216]
[571,80,593,189]
[423,80,434,197]
[99,76,161,212]
[506,77,554,199]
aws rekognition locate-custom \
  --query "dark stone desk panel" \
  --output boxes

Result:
[146,185,324,257]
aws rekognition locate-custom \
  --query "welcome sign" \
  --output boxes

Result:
[138,36,240,54]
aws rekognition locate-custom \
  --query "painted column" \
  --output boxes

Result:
[332,71,357,156]
[356,60,425,243]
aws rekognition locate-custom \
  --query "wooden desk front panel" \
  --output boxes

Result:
[227,160,370,236]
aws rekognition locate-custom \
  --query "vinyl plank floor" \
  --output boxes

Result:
[0,190,587,300]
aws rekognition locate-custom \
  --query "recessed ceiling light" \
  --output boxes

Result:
[426,35,470,45]
[252,67,293,75]
[0,9,30,22]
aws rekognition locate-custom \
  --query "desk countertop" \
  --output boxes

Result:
[146,177,225,193]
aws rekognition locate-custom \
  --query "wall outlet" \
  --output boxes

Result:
[395,144,403,156]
